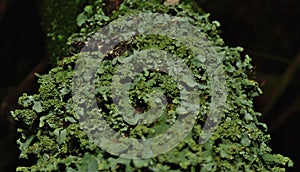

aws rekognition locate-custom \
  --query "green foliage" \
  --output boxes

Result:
[12,0,293,171]
[36,0,106,65]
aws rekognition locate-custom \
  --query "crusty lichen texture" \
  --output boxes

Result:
[12,0,293,171]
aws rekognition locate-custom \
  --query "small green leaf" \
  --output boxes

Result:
[32,101,43,113]
[18,135,35,159]
[84,5,93,15]
[182,75,197,87]
[77,153,98,172]
[133,159,149,168]
[241,133,251,146]
[76,12,87,27]
[43,153,50,161]
[59,129,67,144]
[60,87,71,95]
[244,113,253,121]
[54,128,67,144]
[65,116,77,123]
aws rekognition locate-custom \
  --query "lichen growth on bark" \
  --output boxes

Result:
[12,0,293,171]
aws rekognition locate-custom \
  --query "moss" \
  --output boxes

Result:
[12,0,293,171]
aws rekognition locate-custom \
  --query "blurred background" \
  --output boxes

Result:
[199,1,300,171]
[0,0,299,171]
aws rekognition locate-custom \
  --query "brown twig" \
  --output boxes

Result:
[247,49,292,64]
[262,50,300,118]
[270,96,300,132]
[103,0,124,16]
[0,58,48,124]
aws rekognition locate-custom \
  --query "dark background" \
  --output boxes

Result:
[0,0,299,171]
[199,1,300,171]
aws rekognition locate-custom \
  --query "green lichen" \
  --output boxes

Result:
[12,0,293,171]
